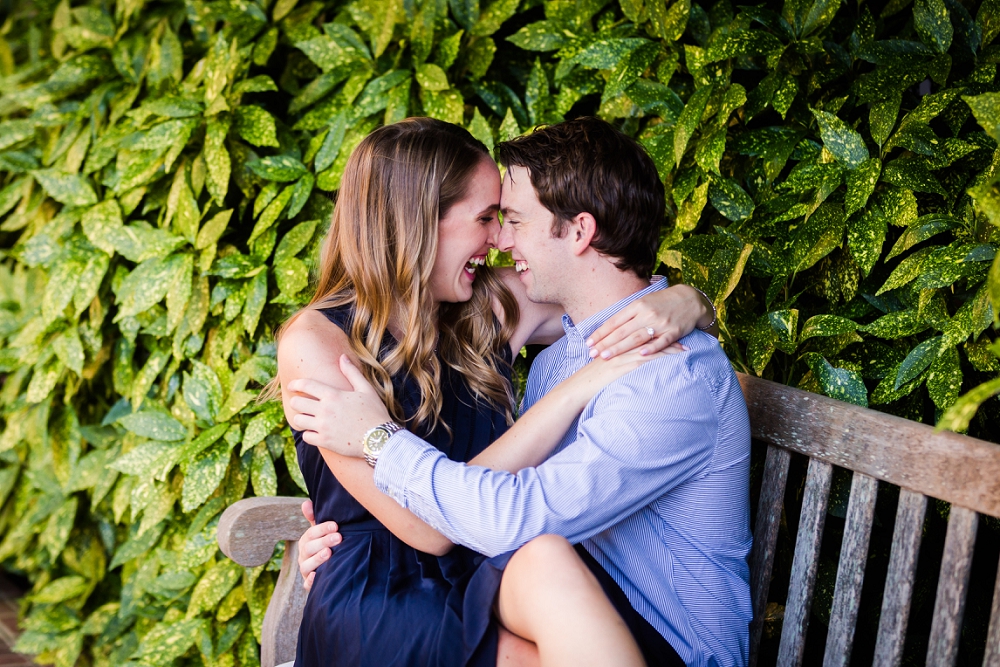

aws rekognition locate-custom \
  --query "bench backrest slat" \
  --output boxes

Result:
[872,489,928,667]
[777,458,833,667]
[927,506,979,666]
[982,558,1000,666]
[738,375,1000,518]
[749,445,792,667]
[823,473,879,667]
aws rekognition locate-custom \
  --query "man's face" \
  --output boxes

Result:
[498,165,568,306]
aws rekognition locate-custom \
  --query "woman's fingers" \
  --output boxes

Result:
[287,377,339,400]
[287,394,319,416]
[304,572,315,591]
[339,355,378,396]
[298,520,343,584]
[301,500,316,527]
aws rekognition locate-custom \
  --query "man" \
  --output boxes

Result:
[292,117,752,666]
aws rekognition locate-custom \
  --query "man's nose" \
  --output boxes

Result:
[496,220,513,252]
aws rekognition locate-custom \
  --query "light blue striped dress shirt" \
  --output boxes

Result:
[374,279,753,667]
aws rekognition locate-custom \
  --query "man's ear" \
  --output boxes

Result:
[567,212,597,256]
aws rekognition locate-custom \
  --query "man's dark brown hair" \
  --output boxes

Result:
[495,117,664,278]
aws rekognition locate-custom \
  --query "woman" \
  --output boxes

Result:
[275,118,714,666]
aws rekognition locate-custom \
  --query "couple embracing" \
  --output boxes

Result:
[274,116,752,667]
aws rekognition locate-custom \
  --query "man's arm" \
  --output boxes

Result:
[373,356,717,557]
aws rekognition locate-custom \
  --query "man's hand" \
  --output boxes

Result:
[286,355,393,458]
[298,500,343,590]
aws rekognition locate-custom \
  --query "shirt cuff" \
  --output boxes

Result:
[372,429,440,507]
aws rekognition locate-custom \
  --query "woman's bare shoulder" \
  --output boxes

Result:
[277,310,355,386]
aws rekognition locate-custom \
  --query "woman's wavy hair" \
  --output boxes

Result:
[268,117,518,433]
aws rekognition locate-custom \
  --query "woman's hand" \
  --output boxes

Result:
[297,499,343,590]
[586,283,714,360]
[286,355,393,458]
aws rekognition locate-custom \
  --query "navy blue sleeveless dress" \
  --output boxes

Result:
[293,305,512,667]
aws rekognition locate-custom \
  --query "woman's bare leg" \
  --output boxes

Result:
[495,534,646,667]
[497,626,540,666]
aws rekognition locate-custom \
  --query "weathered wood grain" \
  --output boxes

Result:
[777,458,833,667]
[926,506,979,667]
[738,374,1000,518]
[218,496,312,567]
[982,555,1000,667]
[873,489,928,667]
[749,445,792,667]
[261,540,309,667]
[823,473,879,667]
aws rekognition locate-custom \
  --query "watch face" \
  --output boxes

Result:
[366,427,391,454]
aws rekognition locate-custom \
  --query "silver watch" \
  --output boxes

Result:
[362,421,403,467]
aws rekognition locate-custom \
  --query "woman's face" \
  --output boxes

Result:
[429,157,502,304]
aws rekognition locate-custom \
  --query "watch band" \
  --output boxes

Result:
[692,287,717,331]
[363,421,403,468]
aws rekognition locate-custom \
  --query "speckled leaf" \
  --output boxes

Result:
[881,158,946,195]
[53,328,84,375]
[964,92,1000,141]
[109,441,175,477]
[315,112,349,173]
[927,345,962,410]
[43,256,84,323]
[287,173,314,220]
[847,206,887,276]
[251,442,278,497]
[748,315,777,374]
[241,270,268,338]
[116,254,184,319]
[26,357,62,403]
[182,438,235,511]
[895,335,943,388]
[275,219,319,265]
[40,497,78,561]
[674,84,713,167]
[249,185,294,245]
[886,214,958,259]
[118,411,186,441]
[195,209,233,250]
[204,116,231,204]
[937,376,1000,432]
[695,127,726,175]
[354,70,412,119]
[869,93,901,146]
[912,243,995,291]
[506,21,567,51]
[806,353,868,406]
[914,0,953,53]
[108,223,185,263]
[660,0,691,42]
[274,257,309,296]
[877,186,918,226]
[878,247,935,294]
[811,109,868,168]
[187,560,242,618]
[979,0,1000,46]
[248,155,308,183]
[136,618,206,663]
[242,403,285,453]
[708,176,754,222]
[793,203,846,272]
[768,309,799,352]
[416,63,450,91]
[467,108,495,152]
[772,75,797,119]
[800,315,858,341]
[862,308,930,339]
[677,181,709,233]
[31,576,90,604]
[845,158,881,217]
[32,169,97,207]
[234,106,279,148]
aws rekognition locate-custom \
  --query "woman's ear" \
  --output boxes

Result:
[568,212,597,256]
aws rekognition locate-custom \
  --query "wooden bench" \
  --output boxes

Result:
[218,373,1000,667]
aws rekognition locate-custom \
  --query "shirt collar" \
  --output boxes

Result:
[561,276,668,341]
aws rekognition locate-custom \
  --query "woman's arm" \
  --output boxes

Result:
[495,268,715,355]
[278,311,455,556]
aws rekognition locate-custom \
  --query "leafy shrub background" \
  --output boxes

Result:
[0,0,997,664]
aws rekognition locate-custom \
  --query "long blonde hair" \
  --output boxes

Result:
[272,118,518,433]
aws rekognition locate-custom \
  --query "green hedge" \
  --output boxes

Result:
[0,0,997,664]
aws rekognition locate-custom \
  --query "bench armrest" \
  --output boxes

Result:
[217,496,312,567]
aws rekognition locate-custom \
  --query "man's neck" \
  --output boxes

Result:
[560,268,650,326]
